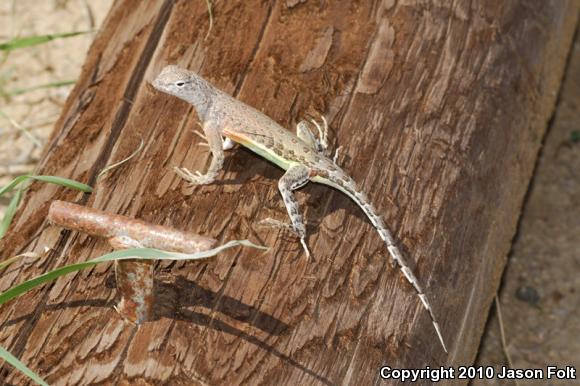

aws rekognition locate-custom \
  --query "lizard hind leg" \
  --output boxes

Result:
[277,164,312,259]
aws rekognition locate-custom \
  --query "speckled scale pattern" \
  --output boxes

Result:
[212,92,332,168]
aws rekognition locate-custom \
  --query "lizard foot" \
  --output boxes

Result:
[310,115,329,152]
[258,217,295,232]
[296,116,331,156]
[193,129,209,147]
[174,167,214,185]
[258,218,312,259]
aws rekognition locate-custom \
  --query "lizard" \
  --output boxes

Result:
[151,65,448,353]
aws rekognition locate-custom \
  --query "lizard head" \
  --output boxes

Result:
[151,65,198,99]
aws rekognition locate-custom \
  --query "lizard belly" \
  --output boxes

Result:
[223,129,292,171]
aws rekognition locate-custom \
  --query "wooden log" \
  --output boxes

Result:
[0,0,578,384]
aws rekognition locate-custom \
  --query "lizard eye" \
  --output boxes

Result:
[175,81,186,87]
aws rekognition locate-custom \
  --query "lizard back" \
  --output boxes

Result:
[210,92,339,173]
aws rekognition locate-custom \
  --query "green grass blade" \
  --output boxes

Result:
[0,189,23,238]
[0,346,48,386]
[7,80,76,96]
[0,175,93,197]
[0,240,266,306]
[0,175,29,197]
[0,260,95,305]
[0,175,92,239]
[0,31,92,52]
[28,175,92,192]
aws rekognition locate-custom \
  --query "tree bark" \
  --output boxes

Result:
[0,0,577,384]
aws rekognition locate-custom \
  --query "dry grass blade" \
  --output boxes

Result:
[6,80,76,97]
[495,295,520,386]
[97,137,144,179]
[0,109,42,147]
[204,0,213,40]
[0,252,41,272]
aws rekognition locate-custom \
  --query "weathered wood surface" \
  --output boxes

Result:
[0,0,578,384]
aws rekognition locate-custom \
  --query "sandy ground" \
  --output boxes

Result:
[0,1,578,384]
[0,0,112,202]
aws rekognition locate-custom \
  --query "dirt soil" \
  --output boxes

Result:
[475,30,580,385]
[0,0,112,199]
[0,1,578,383]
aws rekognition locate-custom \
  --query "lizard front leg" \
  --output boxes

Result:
[174,121,225,185]
[277,164,312,258]
[192,126,234,151]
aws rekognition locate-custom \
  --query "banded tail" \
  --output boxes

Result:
[319,170,447,353]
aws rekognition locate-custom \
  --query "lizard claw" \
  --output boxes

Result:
[300,238,311,260]
[333,145,343,164]
[192,129,209,147]
[259,218,312,259]
[309,117,329,153]
[174,167,214,185]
